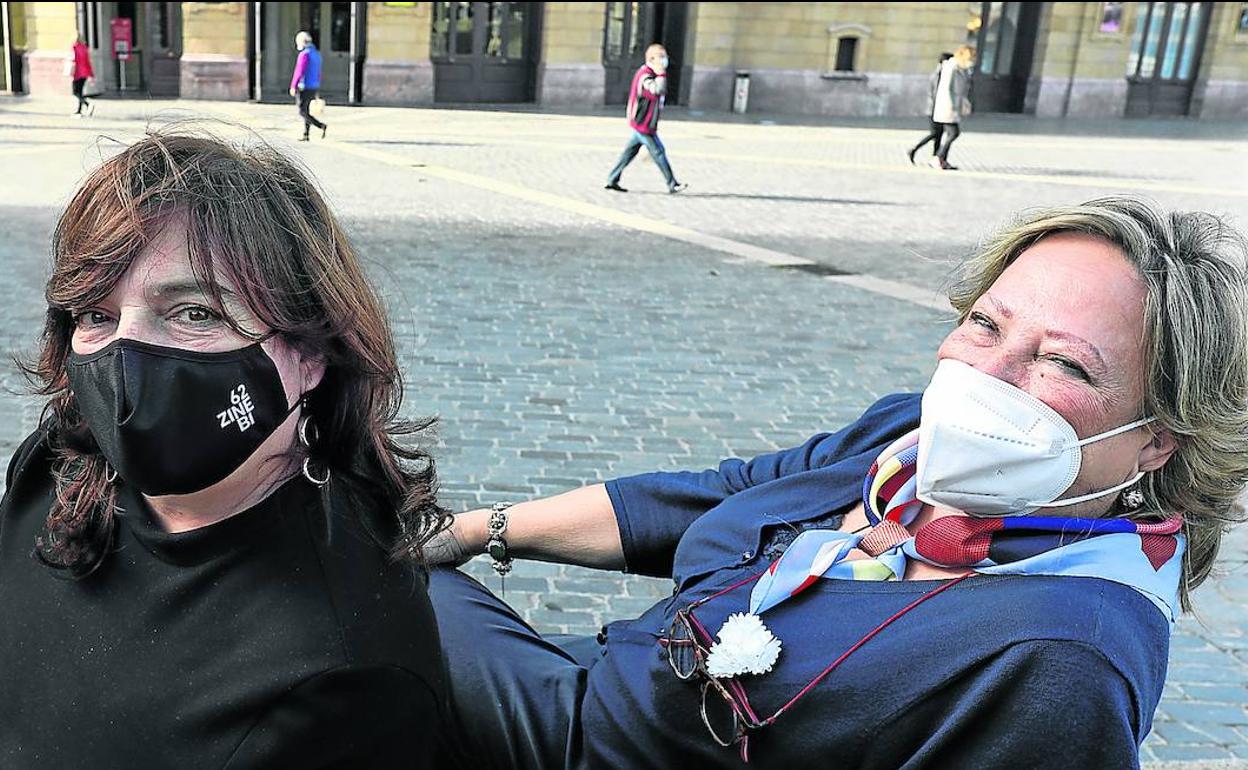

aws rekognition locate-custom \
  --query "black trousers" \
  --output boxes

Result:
[72,78,89,112]
[428,567,601,770]
[910,120,944,156]
[936,122,961,162]
[298,88,326,136]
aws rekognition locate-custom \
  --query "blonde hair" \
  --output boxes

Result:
[949,197,1248,611]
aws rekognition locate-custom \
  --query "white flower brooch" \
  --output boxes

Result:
[706,613,782,678]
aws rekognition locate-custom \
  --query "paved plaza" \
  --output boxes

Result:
[1,94,1246,766]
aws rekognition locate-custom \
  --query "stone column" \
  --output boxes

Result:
[686,1,738,111]
[180,2,249,101]
[536,1,604,107]
[362,2,433,105]
[19,1,77,97]
[1191,2,1248,118]
[1030,2,1131,118]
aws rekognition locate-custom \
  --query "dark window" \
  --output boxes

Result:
[455,2,475,55]
[331,2,351,52]
[485,3,526,59]
[977,2,1022,76]
[605,2,626,60]
[154,3,170,49]
[432,2,451,57]
[834,36,857,72]
[307,3,321,47]
[1128,2,1207,80]
[505,4,526,59]
[487,2,503,56]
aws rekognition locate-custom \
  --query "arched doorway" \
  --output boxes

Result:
[601,1,688,105]
[431,2,541,103]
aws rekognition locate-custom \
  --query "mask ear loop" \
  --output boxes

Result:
[1030,469,1146,508]
[1067,416,1156,448]
[1031,418,1156,510]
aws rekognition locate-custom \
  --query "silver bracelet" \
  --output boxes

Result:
[485,501,513,577]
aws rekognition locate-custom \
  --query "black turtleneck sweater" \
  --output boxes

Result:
[0,426,447,768]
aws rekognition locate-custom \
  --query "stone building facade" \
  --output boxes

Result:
[4,2,1246,119]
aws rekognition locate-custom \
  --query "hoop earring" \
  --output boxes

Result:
[105,464,118,484]
[297,412,319,450]
[1121,485,1145,510]
[302,457,330,487]
[297,407,330,486]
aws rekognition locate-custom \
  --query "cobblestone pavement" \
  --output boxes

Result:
[1,95,1246,766]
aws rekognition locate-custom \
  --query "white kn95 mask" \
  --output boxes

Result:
[916,359,1154,517]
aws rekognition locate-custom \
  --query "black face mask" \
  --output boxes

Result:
[66,338,297,496]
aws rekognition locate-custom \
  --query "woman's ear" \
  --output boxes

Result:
[300,354,327,394]
[1138,429,1177,473]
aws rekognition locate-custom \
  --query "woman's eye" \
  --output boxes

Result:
[968,311,997,332]
[73,310,112,329]
[1048,356,1090,381]
[172,305,221,325]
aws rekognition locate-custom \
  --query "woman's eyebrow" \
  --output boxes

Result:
[1046,329,1107,371]
[145,281,236,302]
[985,293,1106,370]
[984,294,1013,319]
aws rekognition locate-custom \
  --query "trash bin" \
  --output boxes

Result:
[732,71,750,114]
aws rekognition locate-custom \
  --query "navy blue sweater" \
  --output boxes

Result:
[590,393,1169,769]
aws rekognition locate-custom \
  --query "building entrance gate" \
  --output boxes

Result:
[602,1,688,106]
[431,2,540,103]
[256,2,361,103]
[1125,1,1210,116]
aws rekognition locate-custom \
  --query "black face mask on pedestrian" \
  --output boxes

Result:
[66,338,301,496]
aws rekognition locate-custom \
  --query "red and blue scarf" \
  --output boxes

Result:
[750,429,1184,624]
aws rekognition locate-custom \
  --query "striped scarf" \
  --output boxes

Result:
[750,429,1184,623]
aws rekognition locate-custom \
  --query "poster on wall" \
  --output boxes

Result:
[1099,2,1124,33]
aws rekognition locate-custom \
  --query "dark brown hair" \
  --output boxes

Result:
[25,129,449,576]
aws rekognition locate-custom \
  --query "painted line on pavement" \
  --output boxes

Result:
[336,122,1245,155]
[0,145,70,159]
[467,138,1248,199]
[824,273,953,312]
[331,141,952,314]
[334,132,1242,199]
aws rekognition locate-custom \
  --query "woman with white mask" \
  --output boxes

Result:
[423,197,1248,770]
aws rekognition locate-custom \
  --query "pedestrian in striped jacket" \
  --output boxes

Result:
[605,43,687,194]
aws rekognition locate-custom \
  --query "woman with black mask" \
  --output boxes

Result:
[0,130,450,768]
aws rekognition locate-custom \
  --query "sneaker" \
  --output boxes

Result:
[604,182,627,192]
[668,183,688,194]
[321,125,327,139]
[939,160,958,170]
[299,135,310,142]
